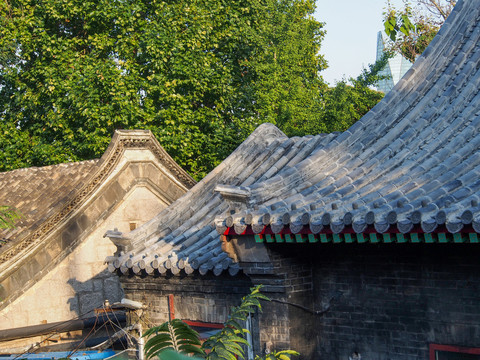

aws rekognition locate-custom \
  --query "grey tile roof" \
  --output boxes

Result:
[106,125,340,275]
[0,130,194,267]
[108,0,480,277]
[0,160,99,249]
[217,0,480,237]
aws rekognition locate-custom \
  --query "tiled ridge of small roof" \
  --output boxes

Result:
[0,159,100,249]
[216,0,480,237]
[107,124,341,276]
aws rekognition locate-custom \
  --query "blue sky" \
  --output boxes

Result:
[314,0,403,85]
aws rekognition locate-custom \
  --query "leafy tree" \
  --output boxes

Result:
[0,206,21,229]
[283,55,387,137]
[412,0,455,22]
[322,54,391,131]
[383,0,455,62]
[249,0,327,132]
[143,286,299,360]
[0,0,325,180]
[353,52,393,89]
[256,350,300,360]
[317,81,384,133]
[156,349,299,360]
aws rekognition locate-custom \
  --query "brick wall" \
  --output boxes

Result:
[262,250,316,357]
[120,272,253,326]
[262,243,480,360]
[120,242,480,360]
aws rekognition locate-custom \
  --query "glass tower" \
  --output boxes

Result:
[375,32,412,93]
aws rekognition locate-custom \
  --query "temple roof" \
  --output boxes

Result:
[107,0,480,277]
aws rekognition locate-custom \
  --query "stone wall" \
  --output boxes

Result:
[261,243,480,360]
[243,253,315,357]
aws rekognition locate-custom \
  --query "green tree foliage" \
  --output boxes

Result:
[319,54,389,133]
[0,0,325,180]
[354,52,393,88]
[284,55,387,137]
[317,81,384,133]
[0,206,21,229]
[383,0,455,62]
[255,350,300,360]
[143,286,299,360]
[154,350,202,360]
[249,0,327,132]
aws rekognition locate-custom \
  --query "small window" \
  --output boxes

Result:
[129,222,137,231]
[430,344,480,360]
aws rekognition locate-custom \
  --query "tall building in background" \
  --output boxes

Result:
[376,31,412,93]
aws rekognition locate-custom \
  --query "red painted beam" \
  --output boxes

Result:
[429,343,480,360]
[183,320,224,329]
[168,294,175,320]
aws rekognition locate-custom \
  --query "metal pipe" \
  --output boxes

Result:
[137,323,144,360]
[246,313,254,360]
[0,313,126,342]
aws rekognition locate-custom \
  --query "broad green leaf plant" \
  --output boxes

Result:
[143,319,204,359]
[143,286,298,360]
[255,350,300,360]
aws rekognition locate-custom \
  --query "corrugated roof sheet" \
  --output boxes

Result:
[108,0,480,277]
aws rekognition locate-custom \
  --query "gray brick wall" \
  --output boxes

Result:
[119,242,480,360]
[120,273,253,326]
[262,243,480,360]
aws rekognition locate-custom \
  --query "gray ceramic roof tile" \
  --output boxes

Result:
[110,0,480,277]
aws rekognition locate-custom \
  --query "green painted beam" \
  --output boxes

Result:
[295,234,306,243]
[320,234,330,243]
[438,233,448,243]
[357,233,367,243]
[383,233,392,243]
[259,230,480,245]
[333,234,342,243]
[410,233,420,243]
[469,233,479,243]
[344,233,354,243]
[424,233,435,243]
[453,233,464,243]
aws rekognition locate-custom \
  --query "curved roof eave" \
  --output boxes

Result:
[110,0,480,277]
